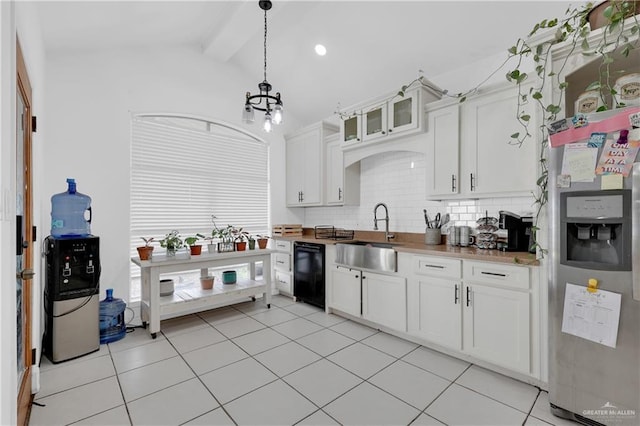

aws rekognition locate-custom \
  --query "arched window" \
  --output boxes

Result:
[130,114,270,301]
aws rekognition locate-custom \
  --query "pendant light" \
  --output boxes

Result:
[242,0,283,132]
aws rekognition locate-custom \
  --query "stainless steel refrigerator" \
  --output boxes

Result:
[548,137,640,425]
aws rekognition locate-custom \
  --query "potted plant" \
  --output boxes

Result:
[159,230,183,257]
[205,229,219,253]
[136,237,155,260]
[185,233,206,255]
[246,233,256,250]
[256,234,269,249]
[216,224,235,252]
[232,227,250,251]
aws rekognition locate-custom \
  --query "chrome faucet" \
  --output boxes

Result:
[373,202,395,241]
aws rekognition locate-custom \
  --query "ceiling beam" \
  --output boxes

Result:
[202,0,288,63]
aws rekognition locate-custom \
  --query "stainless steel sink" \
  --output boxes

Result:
[335,241,398,272]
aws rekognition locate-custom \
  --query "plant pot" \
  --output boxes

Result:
[207,243,217,253]
[136,246,154,260]
[222,270,237,284]
[248,240,256,250]
[160,278,174,296]
[235,241,247,251]
[200,275,215,290]
[257,238,268,249]
[587,0,640,30]
[189,244,202,255]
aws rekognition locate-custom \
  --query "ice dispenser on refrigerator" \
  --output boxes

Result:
[560,190,631,269]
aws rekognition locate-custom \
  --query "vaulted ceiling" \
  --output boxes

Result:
[35,0,581,126]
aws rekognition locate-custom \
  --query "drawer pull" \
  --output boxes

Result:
[276,260,285,265]
[423,264,445,269]
[481,271,507,277]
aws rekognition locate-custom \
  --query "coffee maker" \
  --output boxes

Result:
[498,211,534,252]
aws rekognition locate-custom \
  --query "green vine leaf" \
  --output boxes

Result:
[585,81,601,91]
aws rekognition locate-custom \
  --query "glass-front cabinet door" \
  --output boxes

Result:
[341,114,361,145]
[388,88,420,134]
[363,104,388,142]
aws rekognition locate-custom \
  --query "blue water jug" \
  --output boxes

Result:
[99,289,127,344]
[50,178,92,238]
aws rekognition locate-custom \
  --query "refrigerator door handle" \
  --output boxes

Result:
[633,163,640,301]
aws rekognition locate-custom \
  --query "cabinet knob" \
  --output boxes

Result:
[355,275,359,278]
[382,131,386,135]
[388,128,393,132]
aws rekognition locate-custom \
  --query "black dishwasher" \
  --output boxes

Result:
[293,242,325,309]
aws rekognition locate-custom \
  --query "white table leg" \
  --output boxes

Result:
[263,254,271,308]
[149,269,161,338]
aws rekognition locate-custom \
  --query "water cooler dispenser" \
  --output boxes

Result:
[43,236,101,363]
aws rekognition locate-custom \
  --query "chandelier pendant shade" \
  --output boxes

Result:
[242,0,283,132]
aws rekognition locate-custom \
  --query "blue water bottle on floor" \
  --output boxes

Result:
[99,289,126,344]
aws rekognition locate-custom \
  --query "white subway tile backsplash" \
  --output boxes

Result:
[302,151,536,233]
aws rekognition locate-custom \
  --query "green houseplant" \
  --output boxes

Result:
[159,230,183,257]
[185,233,206,256]
[231,227,250,251]
[256,234,269,249]
[136,237,155,261]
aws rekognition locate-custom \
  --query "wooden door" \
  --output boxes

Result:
[16,39,34,426]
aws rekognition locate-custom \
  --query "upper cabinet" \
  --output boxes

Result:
[285,122,338,207]
[425,83,538,200]
[340,85,442,150]
[325,134,360,206]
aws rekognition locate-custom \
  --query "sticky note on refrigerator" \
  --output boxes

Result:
[601,174,623,190]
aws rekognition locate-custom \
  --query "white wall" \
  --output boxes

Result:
[304,150,535,234]
[43,46,301,305]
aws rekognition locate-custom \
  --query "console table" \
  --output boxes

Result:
[131,249,273,338]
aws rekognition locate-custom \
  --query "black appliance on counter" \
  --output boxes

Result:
[293,242,325,308]
[498,211,534,252]
[43,236,101,363]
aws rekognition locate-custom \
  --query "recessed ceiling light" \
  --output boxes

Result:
[315,44,327,56]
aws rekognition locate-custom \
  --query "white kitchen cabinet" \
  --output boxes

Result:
[405,254,536,376]
[328,265,361,317]
[407,255,463,350]
[325,134,360,206]
[328,265,406,333]
[462,261,531,374]
[286,121,338,206]
[340,85,441,149]
[459,83,538,197]
[425,103,460,197]
[272,239,293,296]
[425,83,537,199]
[362,272,407,332]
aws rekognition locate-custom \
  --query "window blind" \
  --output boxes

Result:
[129,115,270,301]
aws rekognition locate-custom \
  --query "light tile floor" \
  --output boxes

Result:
[29,295,576,426]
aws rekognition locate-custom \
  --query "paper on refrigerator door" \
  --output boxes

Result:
[561,283,622,348]
[561,142,598,182]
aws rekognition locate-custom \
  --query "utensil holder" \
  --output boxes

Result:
[425,228,442,245]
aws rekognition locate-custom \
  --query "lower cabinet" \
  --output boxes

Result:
[362,273,407,332]
[328,265,407,333]
[410,277,462,350]
[329,266,361,317]
[463,281,530,373]
[405,254,536,376]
